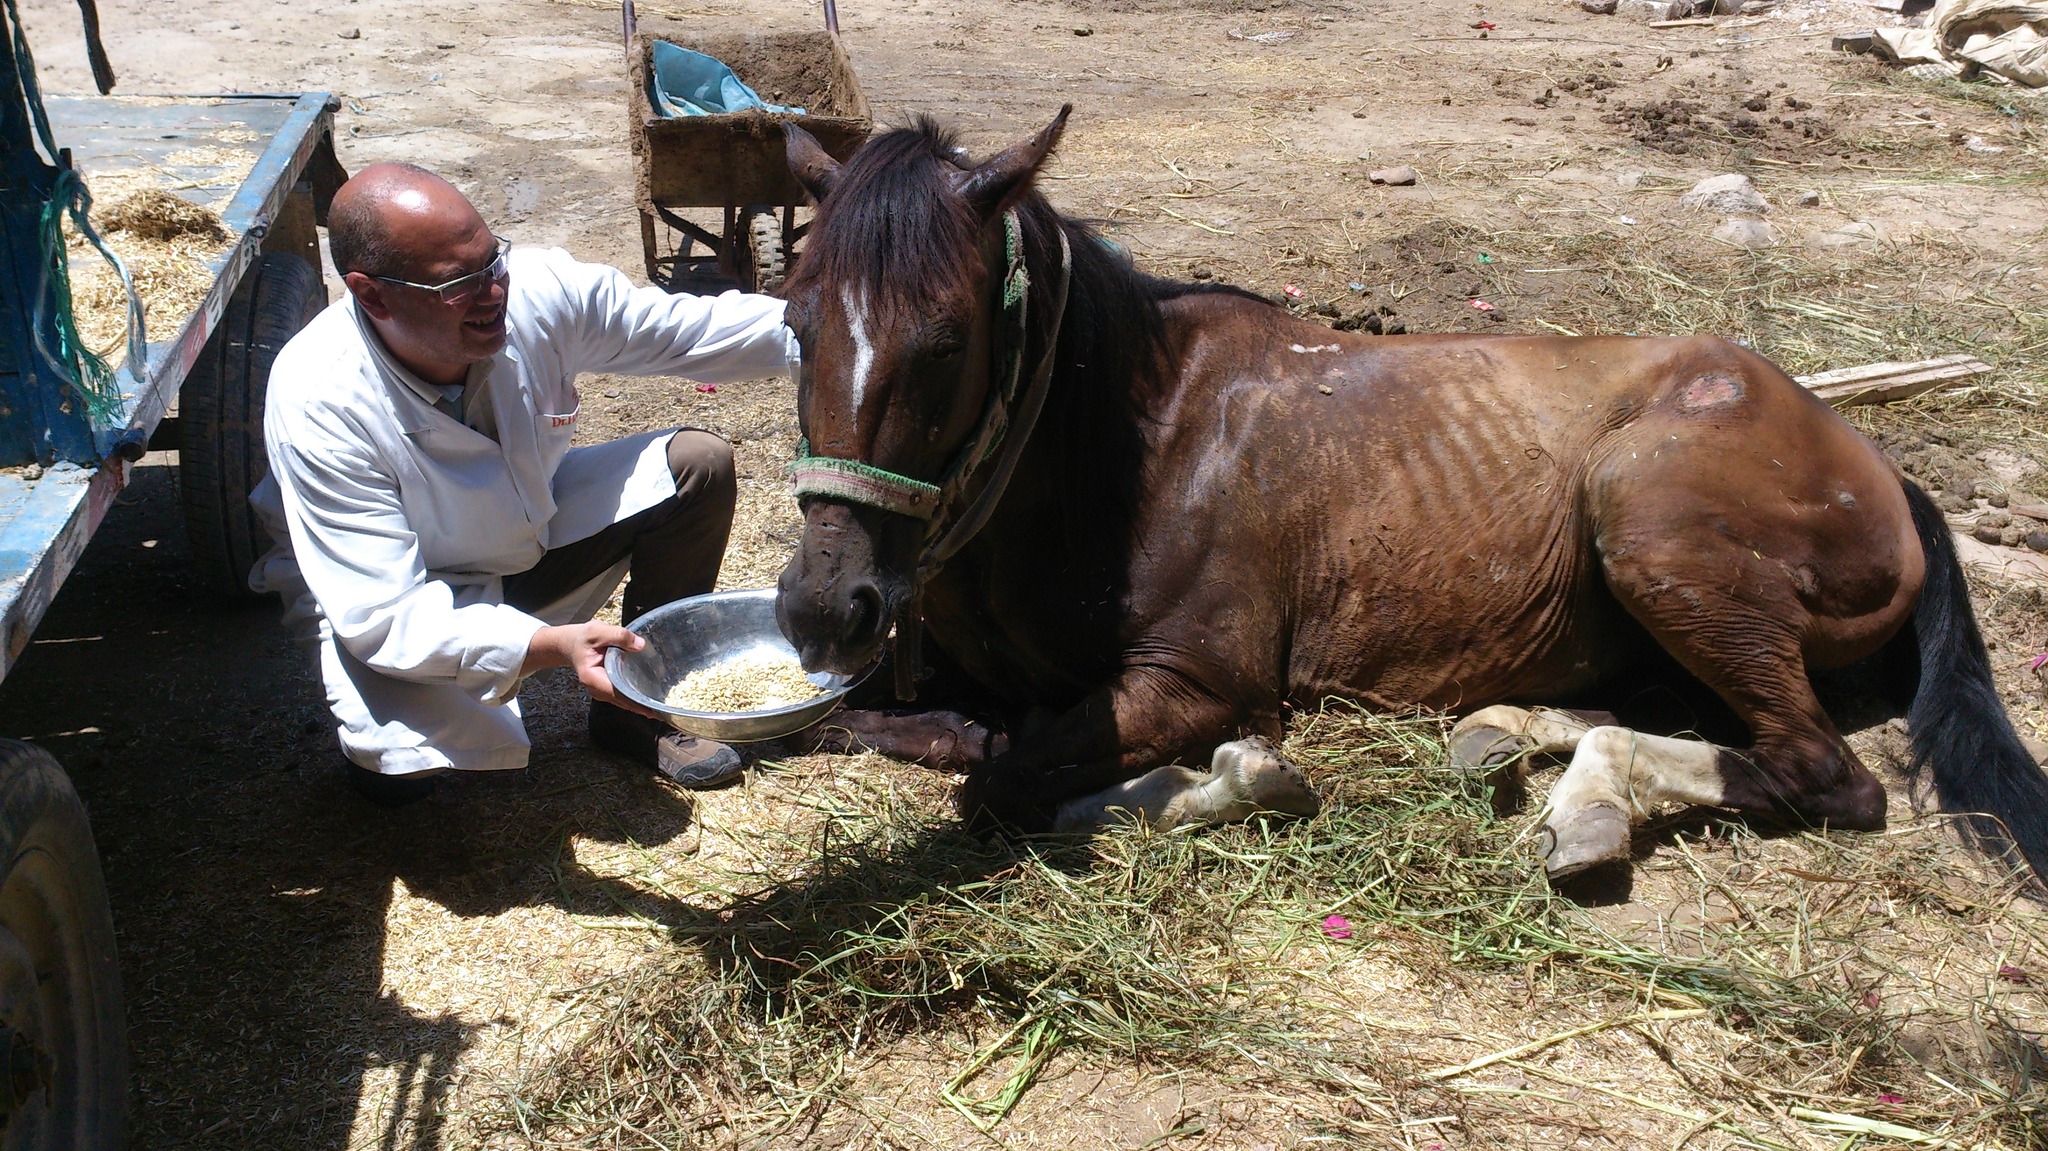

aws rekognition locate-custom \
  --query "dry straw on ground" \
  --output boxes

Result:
[467,703,2048,1149]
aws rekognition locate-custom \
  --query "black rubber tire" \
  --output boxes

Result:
[745,209,787,296]
[180,253,325,598]
[0,741,127,1150]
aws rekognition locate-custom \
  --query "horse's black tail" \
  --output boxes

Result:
[1903,478,2048,884]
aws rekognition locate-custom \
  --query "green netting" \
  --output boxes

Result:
[36,172,137,428]
[7,0,143,431]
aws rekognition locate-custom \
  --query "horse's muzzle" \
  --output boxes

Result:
[775,501,908,675]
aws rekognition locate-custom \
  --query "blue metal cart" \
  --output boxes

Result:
[0,2,341,1143]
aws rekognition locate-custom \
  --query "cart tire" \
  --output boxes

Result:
[180,253,325,598]
[0,741,127,1150]
[746,210,787,295]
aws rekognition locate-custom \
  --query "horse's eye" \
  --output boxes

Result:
[782,299,814,339]
[928,337,965,362]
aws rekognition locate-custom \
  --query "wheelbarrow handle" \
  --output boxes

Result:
[74,0,117,93]
[824,0,840,35]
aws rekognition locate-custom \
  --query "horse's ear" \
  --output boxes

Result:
[785,122,842,203]
[952,104,1072,218]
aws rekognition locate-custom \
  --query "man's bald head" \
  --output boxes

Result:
[332,163,510,385]
[328,163,488,280]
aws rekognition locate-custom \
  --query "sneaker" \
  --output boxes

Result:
[589,702,744,789]
[344,759,440,807]
[655,734,744,788]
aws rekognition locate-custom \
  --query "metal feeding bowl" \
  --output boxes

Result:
[604,588,873,743]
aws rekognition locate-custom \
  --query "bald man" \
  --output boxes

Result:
[249,163,798,804]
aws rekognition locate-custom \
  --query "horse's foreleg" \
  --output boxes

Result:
[1052,736,1321,833]
[1537,726,1734,878]
[955,666,1260,832]
[787,709,1007,772]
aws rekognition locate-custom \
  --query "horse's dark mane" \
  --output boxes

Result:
[791,119,984,306]
[1015,192,1270,409]
[794,117,1271,413]
[1001,137,1271,555]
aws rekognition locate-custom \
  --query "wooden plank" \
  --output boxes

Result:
[1793,353,1992,406]
[1795,352,1985,389]
[1809,363,1988,404]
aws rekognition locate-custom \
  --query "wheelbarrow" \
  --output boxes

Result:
[623,0,870,294]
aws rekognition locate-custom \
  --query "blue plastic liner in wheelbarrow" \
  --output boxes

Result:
[650,41,807,117]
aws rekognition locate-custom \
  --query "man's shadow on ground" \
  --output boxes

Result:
[0,464,710,1151]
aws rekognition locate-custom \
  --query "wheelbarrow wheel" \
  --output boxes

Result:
[180,252,326,598]
[746,209,787,295]
[0,741,127,1150]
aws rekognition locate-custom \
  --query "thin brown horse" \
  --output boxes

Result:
[772,106,2048,887]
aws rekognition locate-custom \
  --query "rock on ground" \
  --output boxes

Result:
[1615,0,1677,19]
[1681,173,1769,216]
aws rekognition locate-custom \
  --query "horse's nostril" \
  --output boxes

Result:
[846,583,884,645]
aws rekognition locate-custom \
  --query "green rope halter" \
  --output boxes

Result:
[787,440,940,519]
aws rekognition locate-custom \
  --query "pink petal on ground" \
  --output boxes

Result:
[1321,914,1353,940]
[1999,964,2031,984]
[694,384,717,394]
[1877,1093,1905,1104]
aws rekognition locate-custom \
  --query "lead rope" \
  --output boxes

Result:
[922,224,1070,573]
[891,221,1072,699]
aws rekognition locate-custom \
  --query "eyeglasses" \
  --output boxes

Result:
[370,236,511,305]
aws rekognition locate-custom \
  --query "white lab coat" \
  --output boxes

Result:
[250,246,798,774]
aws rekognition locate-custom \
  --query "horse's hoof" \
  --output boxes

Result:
[1448,725,1531,814]
[1240,749,1322,819]
[1540,802,1631,881]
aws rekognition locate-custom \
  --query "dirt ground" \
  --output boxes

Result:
[8,0,2048,1147]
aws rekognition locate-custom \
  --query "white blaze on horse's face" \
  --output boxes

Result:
[842,283,875,411]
